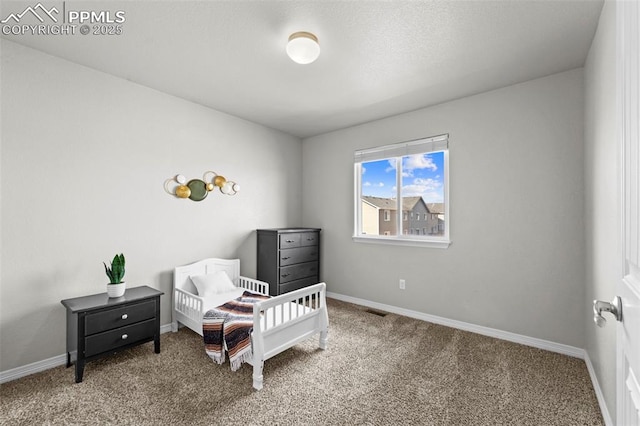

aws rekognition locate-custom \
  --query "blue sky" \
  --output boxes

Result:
[361,151,445,203]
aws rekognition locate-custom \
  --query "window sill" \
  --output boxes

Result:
[352,236,451,249]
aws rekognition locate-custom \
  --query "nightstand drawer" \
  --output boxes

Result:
[279,261,318,284]
[85,300,155,335]
[279,246,319,266]
[85,319,156,357]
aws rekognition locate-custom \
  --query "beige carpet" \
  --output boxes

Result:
[1,298,603,425]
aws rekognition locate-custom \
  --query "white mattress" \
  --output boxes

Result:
[202,289,312,330]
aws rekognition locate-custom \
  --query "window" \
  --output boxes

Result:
[354,134,450,248]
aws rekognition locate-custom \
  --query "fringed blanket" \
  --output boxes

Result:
[202,291,271,371]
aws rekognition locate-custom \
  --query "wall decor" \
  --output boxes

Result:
[164,171,239,201]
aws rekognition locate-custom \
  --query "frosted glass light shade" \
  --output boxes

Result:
[286,32,320,64]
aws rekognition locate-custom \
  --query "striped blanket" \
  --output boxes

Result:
[202,291,271,371]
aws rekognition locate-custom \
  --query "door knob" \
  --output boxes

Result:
[593,296,622,327]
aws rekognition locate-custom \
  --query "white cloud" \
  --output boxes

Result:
[404,154,437,175]
[362,181,385,189]
[402,178,443,202]
[385,159,398,173]
[413,178,442,189]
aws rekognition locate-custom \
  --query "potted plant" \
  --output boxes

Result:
[104,253,126,298]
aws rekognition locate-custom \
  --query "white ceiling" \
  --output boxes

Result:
[1,0,604,138]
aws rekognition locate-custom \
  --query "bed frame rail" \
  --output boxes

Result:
[238,276,269,295]
[250,282,329,390]
[174,287,205,335]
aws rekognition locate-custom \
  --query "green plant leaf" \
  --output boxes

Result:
[104,253,126,284]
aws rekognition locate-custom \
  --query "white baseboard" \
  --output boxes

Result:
[0,353,68,385]
[0,323,174,384]
[584,352,614,426]
[327,291,584,358]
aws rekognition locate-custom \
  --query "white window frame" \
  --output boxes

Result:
[353,134,451,248]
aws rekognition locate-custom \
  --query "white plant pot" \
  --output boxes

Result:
[107,282,126,298]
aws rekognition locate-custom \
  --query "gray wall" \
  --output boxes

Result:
[0,40,302,372]
[584,0,617,421]
[303,69,585,348]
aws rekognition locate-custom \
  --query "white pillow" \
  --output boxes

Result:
[190,271,236,297]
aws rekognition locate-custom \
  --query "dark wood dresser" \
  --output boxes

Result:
[257,228,321,296]
[61,285,163,383]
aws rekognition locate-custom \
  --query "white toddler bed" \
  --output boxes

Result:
[172,258,329,390]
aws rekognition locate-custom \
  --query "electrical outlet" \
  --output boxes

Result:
[399,279,406,290]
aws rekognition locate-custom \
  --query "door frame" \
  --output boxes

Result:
[616,0,639,423]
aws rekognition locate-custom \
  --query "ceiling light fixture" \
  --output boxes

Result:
[286,31,320,64]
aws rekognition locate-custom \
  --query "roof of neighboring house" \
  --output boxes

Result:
[426,203,445,214]
[362,196,397,210]
[361,198,378,209]
[362,196,425,211]
[402,196,423,211]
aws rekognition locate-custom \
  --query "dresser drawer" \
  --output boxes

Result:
[280,276,319,294]
[279,233,301,249]
[85,300,156,335]
[279,246,319,267]
[300,232,319,247]
[279,261,318,284]
[85,319,156,357]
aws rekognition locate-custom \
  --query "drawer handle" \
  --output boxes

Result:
[121,334,128,340]
[121,314,128,320]
[282,256,291,260]
[285,239,295,243]
[281,273,290,277]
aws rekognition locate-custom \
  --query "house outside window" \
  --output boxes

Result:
[354,134,450,248]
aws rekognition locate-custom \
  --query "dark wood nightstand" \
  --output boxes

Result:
[61,285,163,383]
